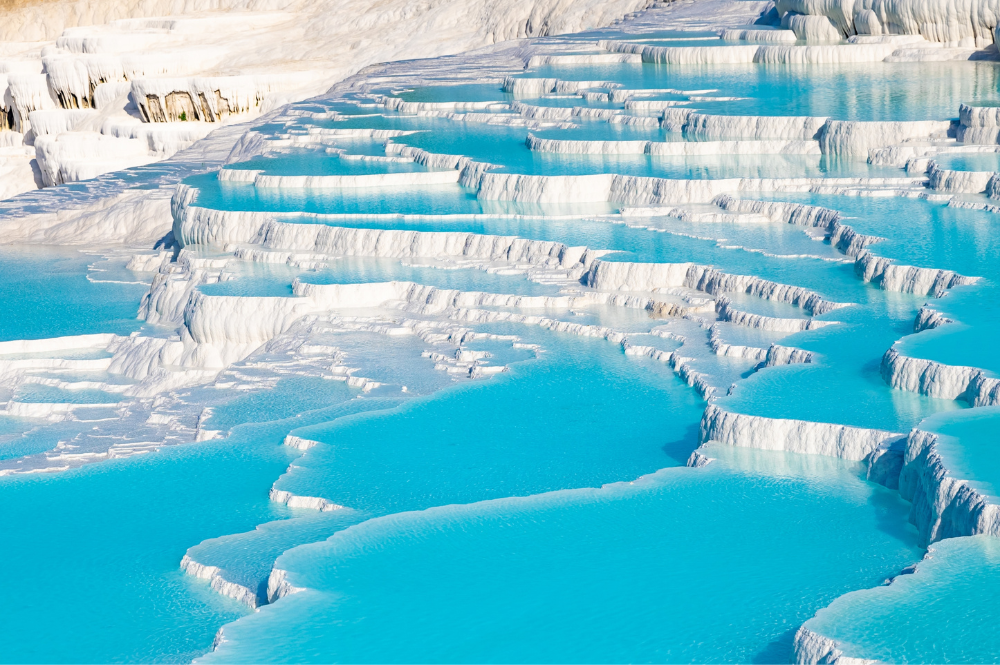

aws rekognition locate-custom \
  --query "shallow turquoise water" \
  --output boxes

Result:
[185,511,371,606]
[803,535,1000,663]
[933,153,1000,172]
[286,101,898,179]
[743,192,1000,380]
[273,330,706,515]
[896,284,1000,375]
[518,61,1000,120]
[0,422,288,663]
[204,443,921,664]
[384,114,900,178]
[179,45,1000,664]
[721,300,963,432]
[190,175,486,216]
[0,246,145,341]
[0,378,409,662]
[396,83,513,104]
[759,193,1000,277]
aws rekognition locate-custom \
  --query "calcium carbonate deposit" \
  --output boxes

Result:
[2,0,1000,661]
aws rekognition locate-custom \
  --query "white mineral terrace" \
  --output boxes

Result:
[3,0,1000,662]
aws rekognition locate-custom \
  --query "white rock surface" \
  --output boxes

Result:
[700,403,903,461]
[898,428,1000,546]
[0,0,659,198]
[881,347,1000,406]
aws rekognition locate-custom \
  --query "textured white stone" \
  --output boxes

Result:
[775,0,1000,46]
[856,251,977,296]
[599,39,761,64]
[899,429,1000,546]
[783,12,844,40]
[928,162,995,193]
[585,260,848,314]
[820,120,953,157]
[720,28,797,42]
[793,626,876,665]
[269,488,344,512]
[881,347,1000,406]
[181,555,259,610]
[266,567,304,604]
[701,403,903,461]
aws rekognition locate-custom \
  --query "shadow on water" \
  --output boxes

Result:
[867,485,922,546]
[748,487,923,665]
[660,422,702,465]
[752,626,798,664]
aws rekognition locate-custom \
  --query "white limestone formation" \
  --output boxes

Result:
[867,143,937,169]
[686,450,715,467]
[763,343,814,366]
[717,296,831,332]
[525,53,643,67]
[881,347,1000,406]
[0,0,659,198]
[899,428,1000,545]
[502,76,621,97]
[181,555,260,610]
[685,113,828,140]
[708,325,769,362]
[793,626,873,665]
[719,28,797,42]
[773,0,1000,46]
[512,101,637,124]
[34,131,156,186]
[986,173,1000,199]
[852,8,883,35]
[663,138,822,155]
[598,39,762,64]
[855,251,978,296]
[700,403,904,461]
[712,195,879,256]
[715,197,969,295]
[7,2,1000,663]
[5,73,56,134]
[585,260,848,314]
[928,162,995,193]
[515,103,954,157]
[176,213,602,282]
[268,488,344,512]
[131,76,305,124]
[782,12,843,40]
[602,34,962,66]
[283,435,320,451]
[914,305,952,331]
[526,133,822,156]
[266,568,305,604]
[0,333,115,355]
[957,103,1000,144]
[525,134,650,155]
[27,109,94,136]
[472,170,908,205]
[0,399,121,422]
[820,120,954,158]
[251,170,461,189]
